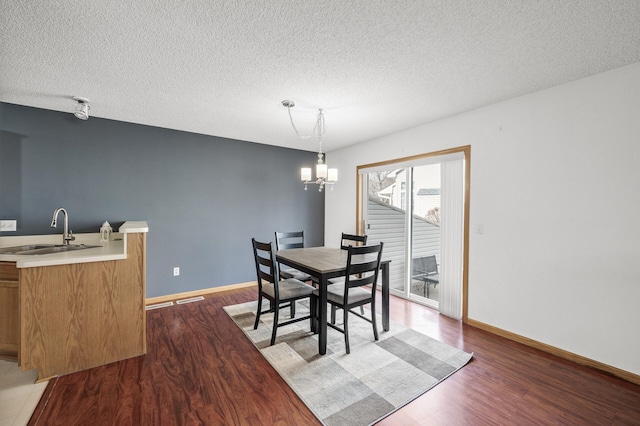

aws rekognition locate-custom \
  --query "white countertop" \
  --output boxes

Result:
[0,221,148,268]
[119,221,149,233]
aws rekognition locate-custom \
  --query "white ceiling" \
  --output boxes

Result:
[2,1,640,153]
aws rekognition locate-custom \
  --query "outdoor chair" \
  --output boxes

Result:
[412,255,439,298]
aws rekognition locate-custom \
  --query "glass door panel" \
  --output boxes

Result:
[363,164,441,309]
[364,170,407,295]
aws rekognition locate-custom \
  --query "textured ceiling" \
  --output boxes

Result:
[2,1,640,152]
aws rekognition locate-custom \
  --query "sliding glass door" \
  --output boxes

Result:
[358,147,468,317]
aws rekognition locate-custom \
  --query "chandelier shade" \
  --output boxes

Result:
[316,163,328,179]
[301,167,312,182]
[328,168,338,182]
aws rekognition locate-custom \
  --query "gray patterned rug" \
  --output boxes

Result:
[223,300,473,426]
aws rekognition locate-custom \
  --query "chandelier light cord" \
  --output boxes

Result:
[284,102,326,151]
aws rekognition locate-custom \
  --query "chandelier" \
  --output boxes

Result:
[282,100,338,191]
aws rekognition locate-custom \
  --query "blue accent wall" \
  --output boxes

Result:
[0,102,325,297]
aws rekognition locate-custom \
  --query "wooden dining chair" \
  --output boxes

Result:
[340,233,368,249]
[274,231,313,284]
[251,238,316,346]
[321,242,383,354]
[330,233,369,321]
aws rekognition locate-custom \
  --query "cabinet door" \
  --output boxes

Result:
[0,262,19,356]
[0,263,19,356]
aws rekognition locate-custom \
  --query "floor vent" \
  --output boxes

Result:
[145,301,174,310]
[176,296,205,304]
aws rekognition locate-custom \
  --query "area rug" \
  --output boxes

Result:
[223,300,473,426]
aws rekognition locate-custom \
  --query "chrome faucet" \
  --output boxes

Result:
[50,207,75,245]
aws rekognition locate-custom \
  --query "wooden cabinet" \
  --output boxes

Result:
[0,262,19,358]
[18,233,146,380]
[0,232,147,380]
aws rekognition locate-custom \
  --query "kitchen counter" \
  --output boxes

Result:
[0,221,148,268]
[0,220,148,380]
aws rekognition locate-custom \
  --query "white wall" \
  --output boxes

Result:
[326,62,640,375]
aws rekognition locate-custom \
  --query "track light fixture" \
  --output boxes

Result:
[72,96,90,120]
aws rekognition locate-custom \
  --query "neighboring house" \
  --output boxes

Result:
[377,166,441,217]
[415,188,440,219]
[366,197,440,292]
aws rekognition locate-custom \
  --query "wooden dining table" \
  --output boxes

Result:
[276,246,390,355]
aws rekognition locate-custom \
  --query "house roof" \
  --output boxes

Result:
[417,189,440,196]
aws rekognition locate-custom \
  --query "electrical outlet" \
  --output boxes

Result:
[173,267,180,276]
[0,220,17,231]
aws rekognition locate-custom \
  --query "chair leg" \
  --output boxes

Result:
[314,295,320,333]
[270,304,280,346]
[371,300,379,341]
[344,307,350,354]
[254,296,263,330]
[290,300,296,318]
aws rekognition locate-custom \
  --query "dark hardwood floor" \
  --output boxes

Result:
[29,288,640,425]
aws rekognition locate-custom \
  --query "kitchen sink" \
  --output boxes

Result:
[0,244,100,255]
[0,244,55,254]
